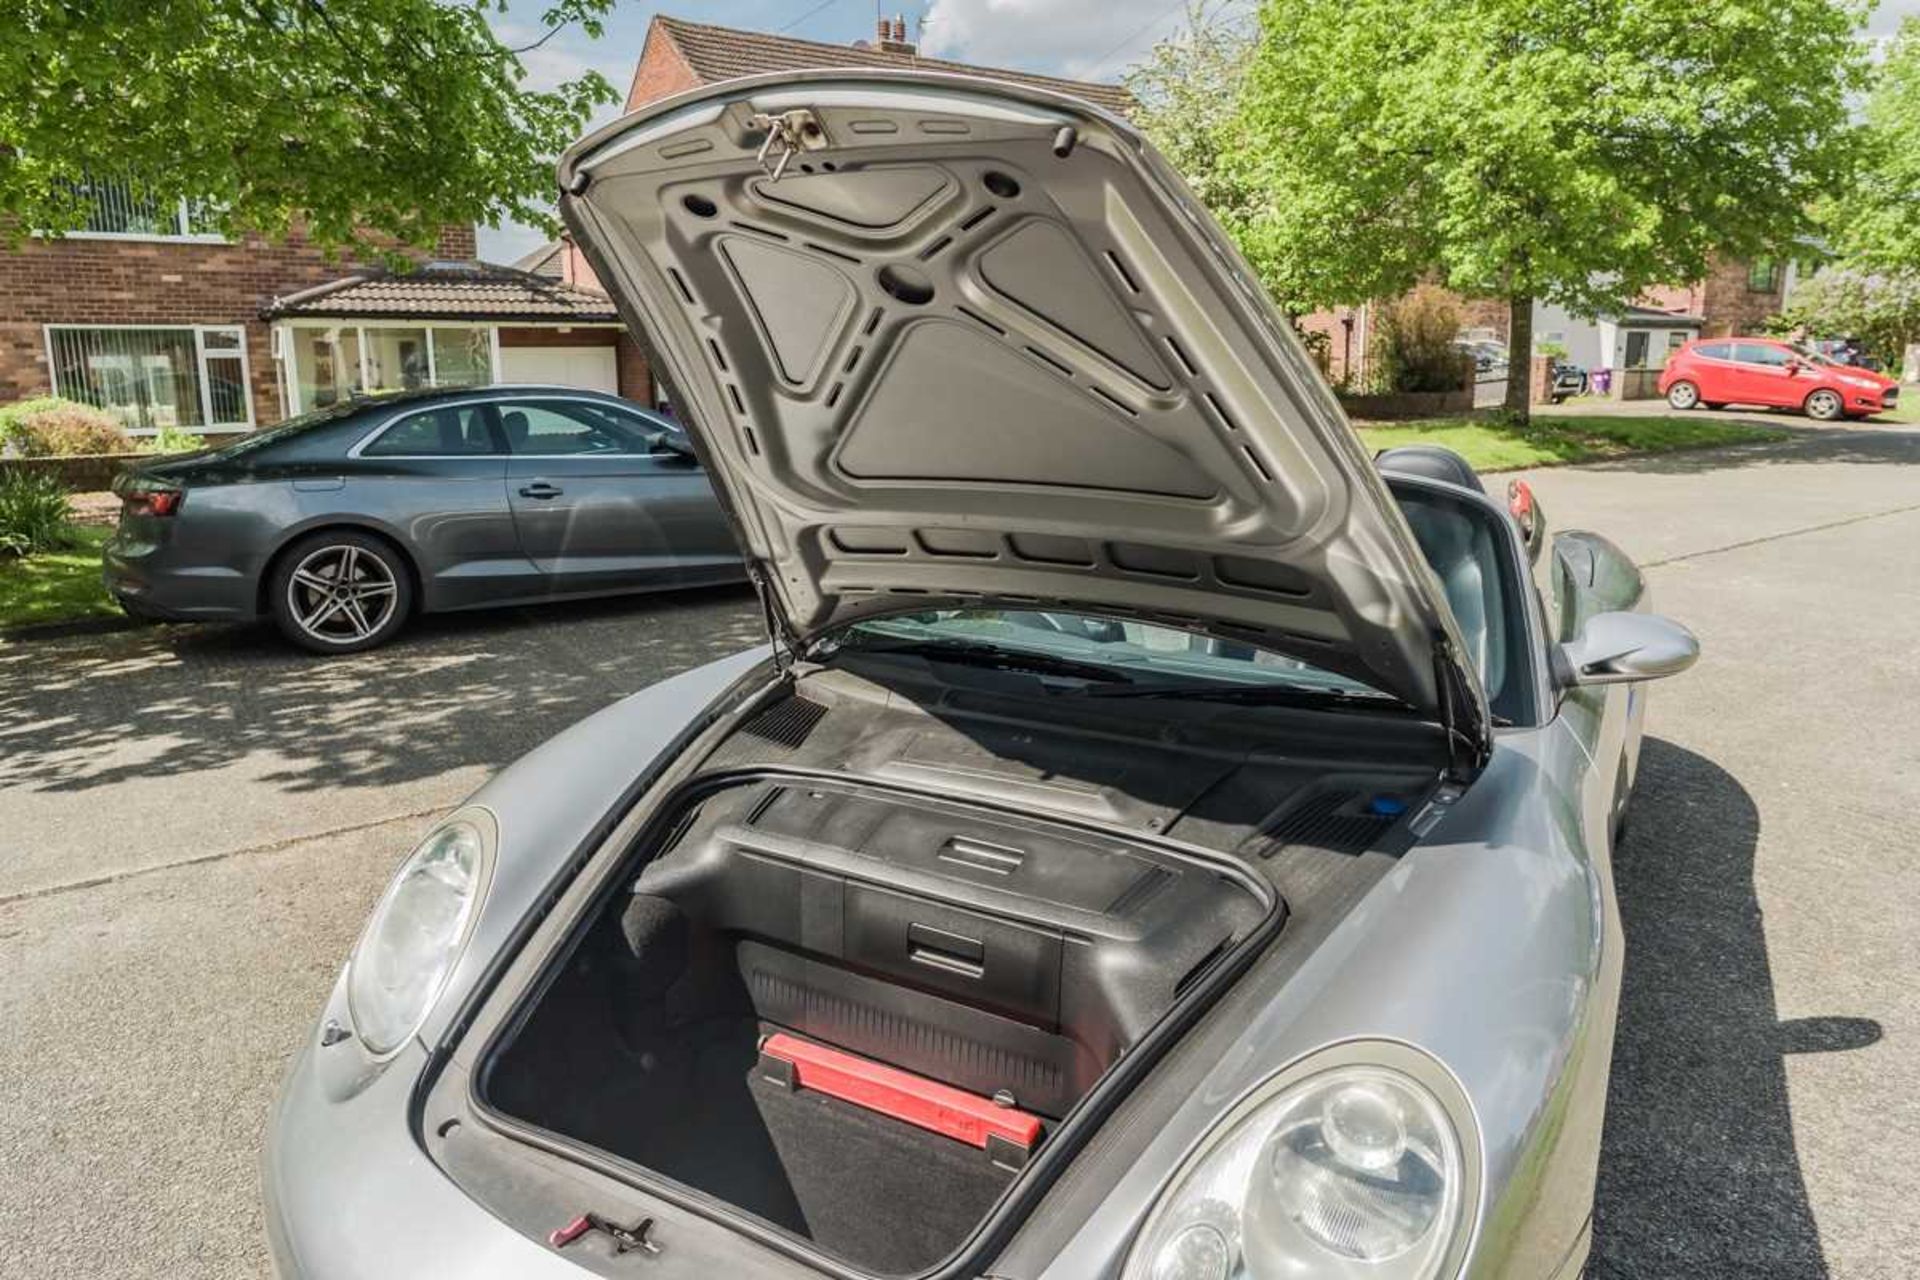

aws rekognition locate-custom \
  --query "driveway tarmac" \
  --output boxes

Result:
[3,426,1919,1278]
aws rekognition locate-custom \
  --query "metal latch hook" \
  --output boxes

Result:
[748,108,830,182]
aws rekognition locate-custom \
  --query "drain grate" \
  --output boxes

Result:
[1257,790,1397,856]
[739,694,829,749]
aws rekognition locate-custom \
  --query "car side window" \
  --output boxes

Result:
[1693,341,1732,360]
[1735,342,1789,367]
[362,405,497,457]
[496,401,657,456]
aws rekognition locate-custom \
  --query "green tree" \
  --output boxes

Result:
[1227,0,1868,419]
[1830,17,1920,274]
[1125,3,1258,244]
[0,1,617,252]
[1779,268,1920,377]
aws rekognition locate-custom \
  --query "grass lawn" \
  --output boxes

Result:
[1355,412,1789,472]
[0,525,118,632]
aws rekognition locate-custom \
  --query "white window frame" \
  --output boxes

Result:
[43,323,255,435]
[274,321,506,416]
[57,181,227,244]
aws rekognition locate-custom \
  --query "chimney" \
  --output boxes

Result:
[877,12,917,54]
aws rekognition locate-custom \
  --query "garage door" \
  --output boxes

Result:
[498,344,620,393]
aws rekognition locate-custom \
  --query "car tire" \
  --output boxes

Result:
[1803,388,1845,421]
[1666,380,1701,410]
[117,598,165,625]
[268,530,414,654]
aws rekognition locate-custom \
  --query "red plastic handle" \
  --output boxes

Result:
[762,1032,1042,1151]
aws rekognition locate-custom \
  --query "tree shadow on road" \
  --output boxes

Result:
[1579,423,1920,476]
[1591,738,1881,1279]
[0,584,765,795]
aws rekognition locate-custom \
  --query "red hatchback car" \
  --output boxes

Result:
[1660,337,1900,420]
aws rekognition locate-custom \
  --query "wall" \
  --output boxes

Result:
[626,22,704,111]
[1699,254,1786,337]
[0,225,473,427]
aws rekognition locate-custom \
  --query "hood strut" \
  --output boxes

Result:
[1432,634,1491,782]
[749,564,798,675]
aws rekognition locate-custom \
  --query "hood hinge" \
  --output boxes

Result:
[1432,633,1492,782]
[748,563,799,676]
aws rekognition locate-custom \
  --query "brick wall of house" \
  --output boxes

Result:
[1698,254,1785,337]
[626,24,703,111]
[0,225,472,426]
[615,333,653,404]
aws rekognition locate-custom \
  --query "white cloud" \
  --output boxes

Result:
[918,0,1200,80]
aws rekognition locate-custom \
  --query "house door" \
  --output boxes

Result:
[1624,330,1650,368]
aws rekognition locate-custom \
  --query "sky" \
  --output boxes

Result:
[479,0,1920,264]
[476,0,1206,262]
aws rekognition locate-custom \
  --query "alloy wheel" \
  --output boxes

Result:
[1806,390,1842,421]
[286,543,399,645]
[1667,381,1699,410]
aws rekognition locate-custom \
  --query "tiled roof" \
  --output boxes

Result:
[654,16,1136,118]
[266,261,617,322]
[513,241,565,280]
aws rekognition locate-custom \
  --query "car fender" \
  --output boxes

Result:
[304,645,774,1100]
[1024,726,1615,1280]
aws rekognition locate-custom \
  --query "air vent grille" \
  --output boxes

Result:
[1258,790,1396,856]
[740,694,829,749]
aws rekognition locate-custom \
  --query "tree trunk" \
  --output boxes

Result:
[1503,293,1533,423]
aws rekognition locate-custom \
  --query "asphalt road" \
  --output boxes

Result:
[3,425,1919,1278]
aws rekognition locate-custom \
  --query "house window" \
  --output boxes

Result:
[45,326,254,433]
[282,324,494,413]
[1747,258,1779,293]
[62,175,222,241]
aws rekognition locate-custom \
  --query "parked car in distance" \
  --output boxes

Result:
[1550,359,1589,402]
[105,386,744,652]
[266,71,1701,1280]
[1661,337,1900,420]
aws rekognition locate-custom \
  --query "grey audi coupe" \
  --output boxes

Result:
[104,386,743,651]
[265,72,1699,1280]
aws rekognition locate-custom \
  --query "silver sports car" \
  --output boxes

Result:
[265,72,1699,1280]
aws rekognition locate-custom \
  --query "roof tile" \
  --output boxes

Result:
[654,16,1136,118]
[267,261,617,322]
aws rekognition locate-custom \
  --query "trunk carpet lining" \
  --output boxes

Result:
[504,1015,1012,1276]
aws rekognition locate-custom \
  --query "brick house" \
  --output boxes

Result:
[0,184,654,436]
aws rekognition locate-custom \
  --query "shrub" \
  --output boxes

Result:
[140,423,208,455]
[0,397,133,457]
[0,469,74,557]
[1369,285,1472,393]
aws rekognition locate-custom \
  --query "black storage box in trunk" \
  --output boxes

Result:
[479,774,1268,1275]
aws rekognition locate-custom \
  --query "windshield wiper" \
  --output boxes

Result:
[840,638,1135,684]
[1075,679,1409,710]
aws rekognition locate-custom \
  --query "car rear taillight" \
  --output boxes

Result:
[122,486,183,517]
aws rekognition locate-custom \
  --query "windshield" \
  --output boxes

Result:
[838,610,1402,700]
[1789,344,1838,367]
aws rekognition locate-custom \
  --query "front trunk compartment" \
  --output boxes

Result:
[427,662,1452,1277]
[477,772,1268,1275]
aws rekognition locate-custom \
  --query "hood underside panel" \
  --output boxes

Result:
[559,73,1481,718]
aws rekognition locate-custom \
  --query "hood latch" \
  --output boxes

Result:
[749,108,830,182]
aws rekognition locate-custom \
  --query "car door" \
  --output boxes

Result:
[344,400,545,609]
[1730,341,1797,406]
[497,396,742,595]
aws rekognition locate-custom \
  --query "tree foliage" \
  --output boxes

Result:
[0,1,618,251]
[1778,268,1920,373]
[1829,17,1920,274]
[1224,0,1869,415]
[1125,3,1259,241]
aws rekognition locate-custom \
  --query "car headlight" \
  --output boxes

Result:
[1123,1057,1472,1280]
[346,812,494,1056]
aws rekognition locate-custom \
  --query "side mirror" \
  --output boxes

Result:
[1556,611,1699,686]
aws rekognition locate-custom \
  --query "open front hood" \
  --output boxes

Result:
[559,71,1487,739]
